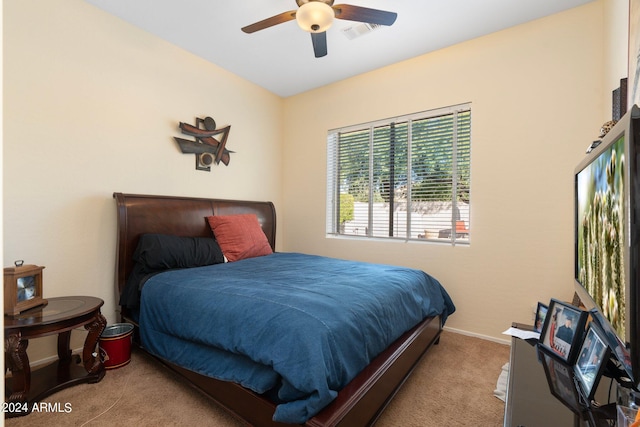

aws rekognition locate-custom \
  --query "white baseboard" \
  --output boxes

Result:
[21,333,507,371]
[444,326,511,346]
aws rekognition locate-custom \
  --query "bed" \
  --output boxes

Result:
[113,192,455,426]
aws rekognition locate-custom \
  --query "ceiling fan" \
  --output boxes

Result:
[241,0,397,58]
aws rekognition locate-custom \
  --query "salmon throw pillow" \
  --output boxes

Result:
[206,214,273,262]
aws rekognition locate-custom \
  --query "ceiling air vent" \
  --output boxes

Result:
[341,23,382,40]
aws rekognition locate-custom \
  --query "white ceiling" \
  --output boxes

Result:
[85,0,594,98]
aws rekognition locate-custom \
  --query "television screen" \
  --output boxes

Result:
[574,105,640,386]
[576,133,625,337]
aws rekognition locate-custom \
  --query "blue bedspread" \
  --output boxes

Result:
[139,252,455,423]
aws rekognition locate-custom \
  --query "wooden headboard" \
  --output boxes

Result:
[113,193,276,297]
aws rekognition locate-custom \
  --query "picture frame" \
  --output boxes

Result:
[539,347,583,414]
[574,323,611,400]
[539,299,588,364]
[534,302,548,333]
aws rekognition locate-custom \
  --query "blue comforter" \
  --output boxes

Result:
[139,252,455,423]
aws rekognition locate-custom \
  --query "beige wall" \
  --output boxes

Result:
[2,0,628,363]
[604,0,631,109]
[282,2,608,342]
[3,0,283,359]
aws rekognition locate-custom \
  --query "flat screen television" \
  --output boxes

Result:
[574,104,640,387]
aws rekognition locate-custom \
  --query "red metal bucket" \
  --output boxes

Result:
[99,323,134,369]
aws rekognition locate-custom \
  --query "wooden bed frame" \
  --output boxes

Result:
[113,192,443,426]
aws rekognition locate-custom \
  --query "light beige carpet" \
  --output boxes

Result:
[5,330,510,426]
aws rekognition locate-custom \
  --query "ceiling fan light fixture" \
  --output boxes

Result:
[296,2,334,33]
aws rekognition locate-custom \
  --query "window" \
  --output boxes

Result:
[326,104,471,244]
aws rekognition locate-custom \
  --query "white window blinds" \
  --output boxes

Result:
[327,104,471,244]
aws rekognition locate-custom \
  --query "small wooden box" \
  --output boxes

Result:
[4,263,48,316]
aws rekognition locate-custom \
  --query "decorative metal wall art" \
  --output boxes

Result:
[174,116,233,171]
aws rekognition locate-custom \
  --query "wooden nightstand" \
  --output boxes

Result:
[4,296,107,417]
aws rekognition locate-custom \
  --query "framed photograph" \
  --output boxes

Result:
[539,299,588,363]
[534,302,548,333]
[539,347,582,414]
[574,323,611,400]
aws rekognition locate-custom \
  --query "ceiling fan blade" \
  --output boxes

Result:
[332,4,397,26]
[241,10,297,34]
[311,32,327,58]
